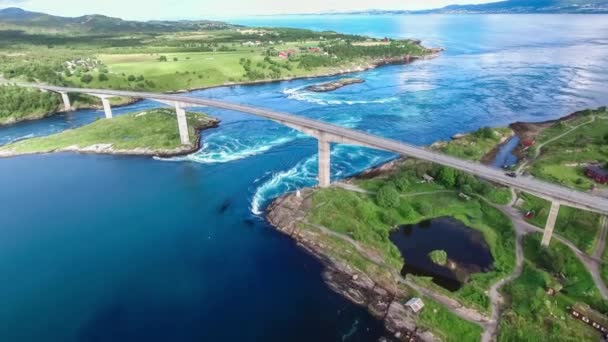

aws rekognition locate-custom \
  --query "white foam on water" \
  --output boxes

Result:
[283,87,398,106]
[249,145,393,215]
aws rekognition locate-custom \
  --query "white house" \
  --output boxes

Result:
[405,297,424,313]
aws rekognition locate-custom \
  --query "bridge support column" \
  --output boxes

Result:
[318,137,330,188]
[174,103,190,145]
[100,97,113,119]
[59,92,72,111]
[541,201,561,247]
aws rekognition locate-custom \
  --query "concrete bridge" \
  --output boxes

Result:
[21,83,608,246]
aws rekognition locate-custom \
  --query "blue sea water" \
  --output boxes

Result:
[1,14,607,341]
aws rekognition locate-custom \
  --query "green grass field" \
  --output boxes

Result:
[528,107,608,191]
[307,161,516,313]
[498,233,605,341]
[0,108,216,154]
[518,193,602,254]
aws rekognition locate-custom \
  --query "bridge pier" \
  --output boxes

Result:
[174,103,190,145]
[541,201,561,246]
[318,137,331,188]
[59,92,72,111]
[91,95,113,119]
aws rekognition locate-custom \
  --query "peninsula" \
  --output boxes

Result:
[266,107,608,341]
[0,109,219,157]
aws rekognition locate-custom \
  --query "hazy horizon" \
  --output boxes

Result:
[0,0,500,20]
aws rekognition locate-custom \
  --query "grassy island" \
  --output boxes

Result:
[429,250,448,266]
[0,108,218,157]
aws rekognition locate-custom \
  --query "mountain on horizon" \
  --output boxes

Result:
[0,7,235,33]
[315,0,608,14]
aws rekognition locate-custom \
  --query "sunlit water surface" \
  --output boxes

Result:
[1,14,607,341]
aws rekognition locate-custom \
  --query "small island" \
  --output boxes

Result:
[305,78,365,92]
[428,250,448,266]
[0,108,219,158]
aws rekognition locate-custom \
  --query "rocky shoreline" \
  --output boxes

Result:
[266,160,439,342]
[263,107,608,341]
[306,78,365,92]
[0,117,220,159]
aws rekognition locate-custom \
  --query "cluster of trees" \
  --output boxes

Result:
[298,55,340,71]
[375,162,498,210]
[0,86,59,121]
[322,41,425,59]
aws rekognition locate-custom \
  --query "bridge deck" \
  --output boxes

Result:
[20,84,608,215]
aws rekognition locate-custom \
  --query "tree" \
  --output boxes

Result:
[80,74,93,83]
[474,126,494,139]
[136,75,145,82]
[98,73,109,82]
[127,75,136,82]
[438,167,457,188]
[393,175,410,192]
[173,57,178,62]
[376,185,400,208]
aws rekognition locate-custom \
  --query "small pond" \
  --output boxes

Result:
[492,136,520,169]
[389,216,494,291]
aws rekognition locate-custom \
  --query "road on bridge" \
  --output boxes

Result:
[19,83,608,216]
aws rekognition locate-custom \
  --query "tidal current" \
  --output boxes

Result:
[1,14,607,341]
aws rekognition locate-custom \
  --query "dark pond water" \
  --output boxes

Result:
[389,217,494,291]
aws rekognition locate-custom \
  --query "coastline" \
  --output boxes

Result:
[263,107,605,341]
[0,117,220,159]
[1,50,440,128]
[0,96,142,127]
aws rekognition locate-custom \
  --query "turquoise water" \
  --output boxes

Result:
[1,14,607,341]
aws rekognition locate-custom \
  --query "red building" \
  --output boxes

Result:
[522,139,535,148]
[586,164,608,184]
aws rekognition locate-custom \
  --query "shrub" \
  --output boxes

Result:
[438,167,457,188]
[474,126,494,139]
[80,74,93,83]
[393,175,410,192]
[98,73,109,82]
[416,201,433,216]
[376,185,400,208]
[158,55,167,62]
[127,75,136,82]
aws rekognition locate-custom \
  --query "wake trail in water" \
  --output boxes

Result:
[250,145,393,215]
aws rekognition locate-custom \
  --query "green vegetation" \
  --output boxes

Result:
[527,107,608,191]
[418,298,483,342]
[0,108,216,154]
[518,193,601,254]
[0,17,430,125]
[307,160,516,313]
[437,126,513,161]
[498,233,605,341]
[428,250,448,266]
[0,23,430,93]
[0,85,59,124]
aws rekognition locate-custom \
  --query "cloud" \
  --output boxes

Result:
[0,0,28,6]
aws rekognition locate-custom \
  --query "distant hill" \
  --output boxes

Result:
[427,0,608,14]
[317,0,608,15]
[0,7,236,34]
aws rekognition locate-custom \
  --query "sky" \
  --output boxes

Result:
[0,0,498,20]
